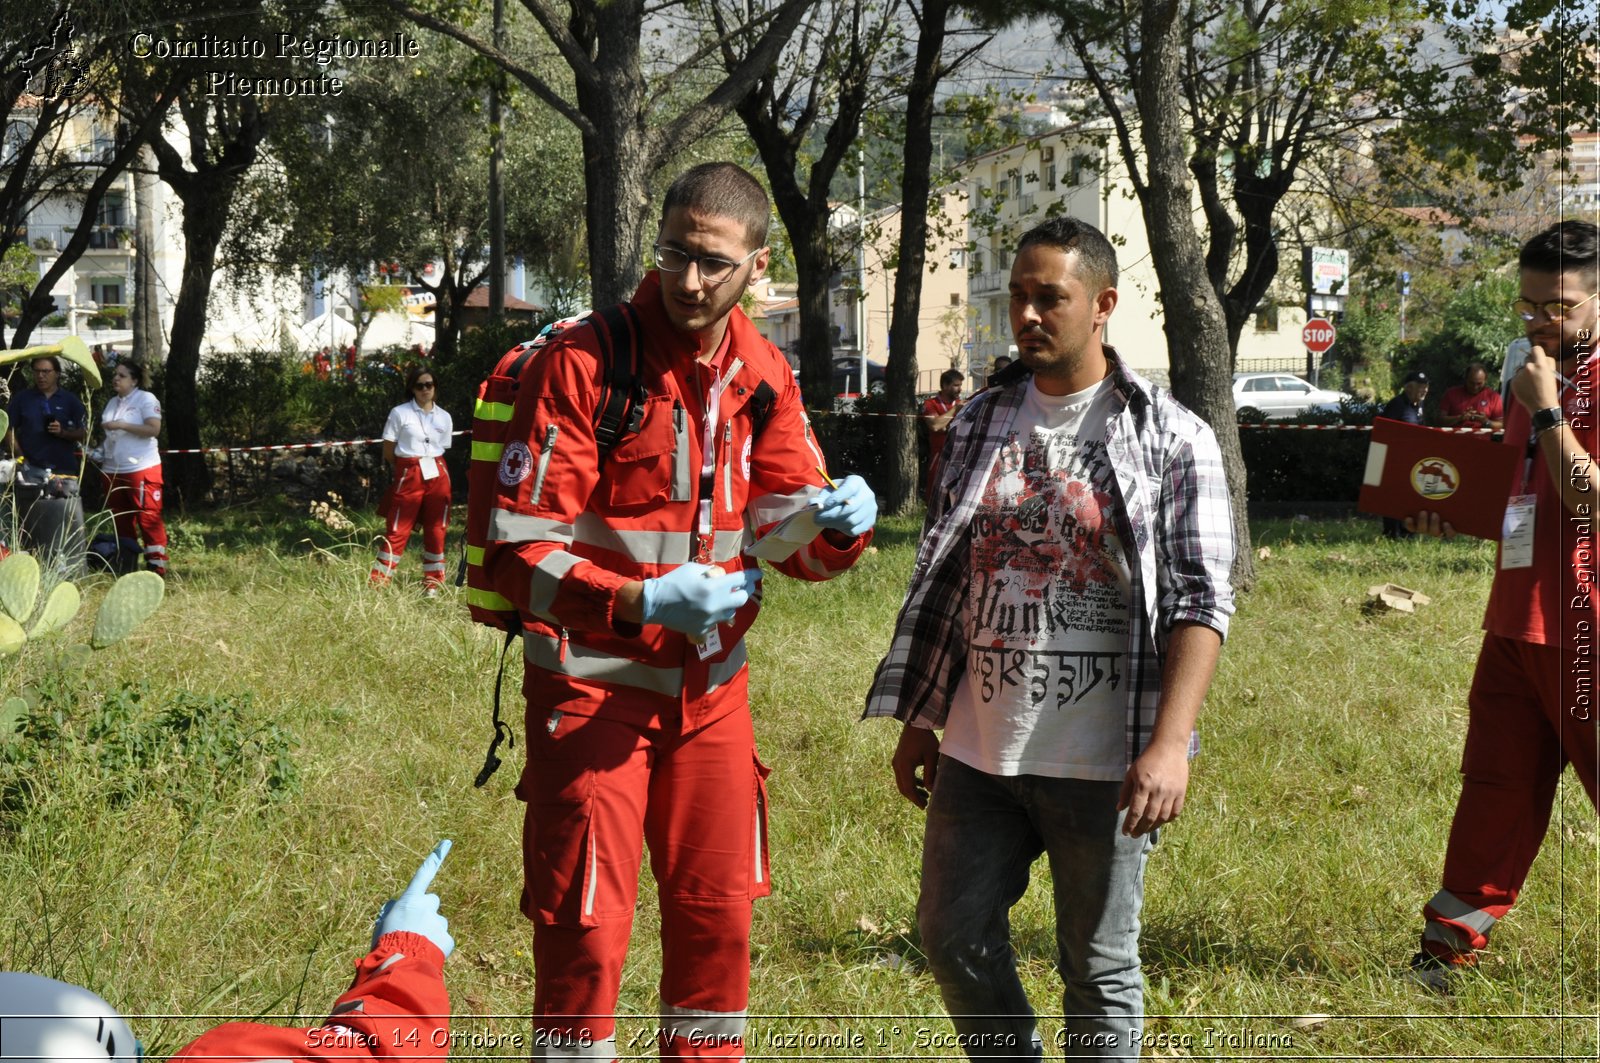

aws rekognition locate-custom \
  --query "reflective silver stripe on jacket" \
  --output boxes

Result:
[489,509,576,545]
[492,508,746,565]
[750,485,823,529]
[525,633,748,696]
[529,552,585,618]
[660,1002,747,1042]
[531,1034,617,1061]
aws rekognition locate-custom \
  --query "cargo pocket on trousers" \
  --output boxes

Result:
[519,762,602,928]
[752,751,773,900]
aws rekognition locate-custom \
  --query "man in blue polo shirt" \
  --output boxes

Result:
[5,356,87,473]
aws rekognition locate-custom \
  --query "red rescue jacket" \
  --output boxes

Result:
[483,273,869,731]
[170,933,449,1061]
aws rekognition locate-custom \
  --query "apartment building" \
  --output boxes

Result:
[959,123,1308,383]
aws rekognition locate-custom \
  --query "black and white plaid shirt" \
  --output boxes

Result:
[864,350,1236,766]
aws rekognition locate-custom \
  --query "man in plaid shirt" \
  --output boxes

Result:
[866,216,1235,1061]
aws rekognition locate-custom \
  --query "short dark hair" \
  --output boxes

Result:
[1465,361,1488,378]
[115,357,148,388]
[1519,220,1598,286]
[405,364,436,392]
[1016,216,1119,291]
[939,368,964,387]
[660,163,771,250]
[30,356,61,376]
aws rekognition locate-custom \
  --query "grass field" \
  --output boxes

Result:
[1,501,1596,1059]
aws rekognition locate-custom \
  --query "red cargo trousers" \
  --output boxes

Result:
[519,696,770,1061]
[371,457,450,588]
[1423,634,1599,960]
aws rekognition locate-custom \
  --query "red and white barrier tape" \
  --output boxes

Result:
[152,420,1492,457]
[159,430,471,457]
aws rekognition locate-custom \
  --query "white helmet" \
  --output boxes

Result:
[0,973,141,1061]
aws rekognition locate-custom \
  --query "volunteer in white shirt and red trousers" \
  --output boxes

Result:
[99,358,168,576]
[371,366,453,591]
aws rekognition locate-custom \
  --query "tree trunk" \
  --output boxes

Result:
[1134,0,1254,588]
[150,92,267,508]
[576,11,652,309]
[884,0,951,516]
[133,144,165,367]
[163,178,237,506]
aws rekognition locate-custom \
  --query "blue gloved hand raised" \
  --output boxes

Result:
[640,563,760,641]
[373,839,454,958]
[812,474,877,537]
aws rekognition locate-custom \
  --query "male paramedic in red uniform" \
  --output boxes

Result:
[1404,219,1600,989]
[483,162,878,1061]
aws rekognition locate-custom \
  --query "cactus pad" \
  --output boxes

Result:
[0,696,25,738]
[92,571,165,648]
[0,553,40,623]
[0,614,23,656]
[59,643,94,674]
[28,581,80,638]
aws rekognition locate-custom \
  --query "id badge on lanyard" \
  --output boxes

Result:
[695,363,735,563]
[1502,364,1581,570]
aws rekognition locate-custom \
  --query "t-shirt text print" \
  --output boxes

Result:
[942,375,1132,781]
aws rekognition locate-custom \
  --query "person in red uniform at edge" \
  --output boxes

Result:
[1437,361,1505,432]
[482,163,878,1062]
[99,358,168,576]
[920,368,964,503]
[1403,219,1600,990]
[371,367,454,594]
[0,840,455,1062]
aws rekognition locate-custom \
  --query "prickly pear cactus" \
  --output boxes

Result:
[0,614,23,657]
[0,553,40,623]
[28,581,81,638]
[92,571,165,649]
[0,695,25,739]
[59,643,94,674]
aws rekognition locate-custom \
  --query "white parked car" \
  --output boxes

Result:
[1232,372,1351,418]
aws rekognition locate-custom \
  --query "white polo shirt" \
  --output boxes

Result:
[99,388,163,473]
[383,400,453,458]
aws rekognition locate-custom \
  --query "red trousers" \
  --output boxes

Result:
[371,458,450,586]
[518,695,771,1061]
[1423,634,1599,960]
[101,466,167,574]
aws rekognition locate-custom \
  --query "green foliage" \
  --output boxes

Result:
[1393,272,1521,415]
[193,348,412,446]
[0,681,299,817]
[0,244,34,310]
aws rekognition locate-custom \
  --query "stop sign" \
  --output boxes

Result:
[1302,319,1337,354]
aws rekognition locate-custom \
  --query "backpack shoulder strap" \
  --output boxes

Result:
[588,301,645,455]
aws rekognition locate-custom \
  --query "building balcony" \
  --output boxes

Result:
[87,225,132,250]
[28,224,134,253]
[970,270,1004,295]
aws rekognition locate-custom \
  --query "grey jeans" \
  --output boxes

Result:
[918,755,1152,1061]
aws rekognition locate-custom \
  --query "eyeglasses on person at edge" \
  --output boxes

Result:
[652,245,760,287]
[1512,291,1599,323]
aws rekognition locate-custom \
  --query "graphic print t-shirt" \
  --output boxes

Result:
[941,375,1131,780]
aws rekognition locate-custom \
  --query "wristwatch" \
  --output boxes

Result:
[1531,406,1566,436]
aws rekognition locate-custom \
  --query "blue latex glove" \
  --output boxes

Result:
[373,839,454,958]
[812,474,877,537]
[640,563,760,640]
